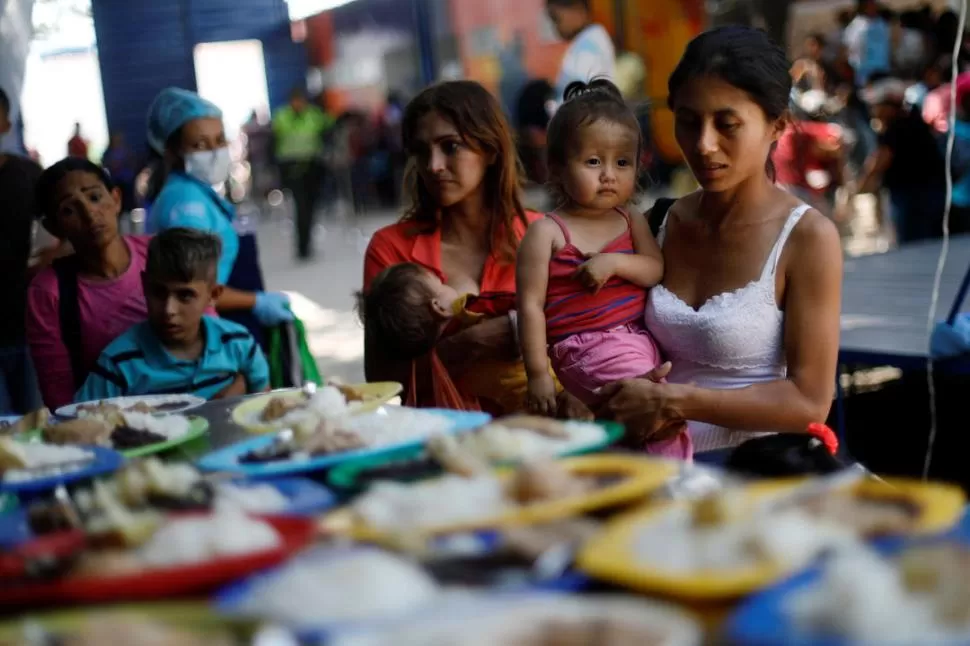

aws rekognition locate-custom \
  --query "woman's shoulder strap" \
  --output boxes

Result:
[649,198,676,237]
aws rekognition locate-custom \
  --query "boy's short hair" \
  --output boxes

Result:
[0,87,9,116]
[145,228,222,284]
[357,263,440,361]
[35,157,115,219]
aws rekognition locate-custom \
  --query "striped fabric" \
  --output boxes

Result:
[544,212,646,344]
[75,316,269,403]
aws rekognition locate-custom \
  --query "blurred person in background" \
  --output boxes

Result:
[272,87,334,260]
[859,77,946,244]
[891,10,928,79]
[905,55,952,115]
[547,0,615,104]
[101,131,137,214]
[242,109,275,206]
[843,0,891,87]
[377,92,406,207]
[943,73,970,235]
[67,122,88,160]
[515,79,555,185]
[146,88,293,350]
[773,92,847,219]
[0,87,42,414]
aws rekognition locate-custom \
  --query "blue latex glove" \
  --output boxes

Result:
[253,291,293,326]
[930,314,970,358]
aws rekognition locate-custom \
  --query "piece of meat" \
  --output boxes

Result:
[302,428,366,454]
[42,419,114,446]
[261,396,306,422]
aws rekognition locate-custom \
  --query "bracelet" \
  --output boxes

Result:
[807,423,839,456]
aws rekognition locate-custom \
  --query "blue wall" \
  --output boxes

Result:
[91,0,306,158]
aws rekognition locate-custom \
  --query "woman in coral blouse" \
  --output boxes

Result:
[362,81,582,417]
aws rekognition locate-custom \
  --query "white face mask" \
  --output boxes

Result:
[184,147,231,185]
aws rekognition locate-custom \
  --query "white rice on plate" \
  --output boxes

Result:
[329,594,702,646]
[787,546,970,644]
[455,421,606,462]
[213,483,290,514]
[633,507,860,573]
[121,412,192,441]
[352,475,510,532]
[238,548,442,626]
[137,507,281,568]
[2,443,95,483]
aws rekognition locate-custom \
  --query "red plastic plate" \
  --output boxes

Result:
[0,515,315,608]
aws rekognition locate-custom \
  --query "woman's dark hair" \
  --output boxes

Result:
[401,80,528,262]
[726,433,845,478]
[667,26,792,181]
[546,78,642,203]
[146,127,187,203]
[35,157,115,219]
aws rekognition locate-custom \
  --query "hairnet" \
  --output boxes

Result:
[147,87,222,154]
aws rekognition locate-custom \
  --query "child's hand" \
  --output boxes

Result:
[527,374,559,417]
[574,254,617,293]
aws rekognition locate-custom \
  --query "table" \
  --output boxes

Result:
[839,235,970,371]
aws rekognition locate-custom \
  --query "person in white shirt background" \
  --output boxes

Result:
[546,0,616,104]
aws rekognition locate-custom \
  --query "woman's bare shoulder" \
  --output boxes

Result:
[782,206,842,286]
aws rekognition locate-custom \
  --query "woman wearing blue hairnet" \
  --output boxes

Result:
[146,88,292,346]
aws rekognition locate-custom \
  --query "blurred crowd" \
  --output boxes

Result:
[776,0,970,245]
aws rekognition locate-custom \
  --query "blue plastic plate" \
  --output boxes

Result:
[196,409,491,478]
[0,446,124,495]
[0,509,30,549]
[0,476,336,550]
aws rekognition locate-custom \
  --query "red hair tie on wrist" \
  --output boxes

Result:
[807,423,839,456]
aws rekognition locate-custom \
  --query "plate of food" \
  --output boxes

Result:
[0,438,124,495]
[0,508,315,608]
[727,540,970,646]
[19,412,209,459]
[0,602,259,645]
[576,474,965,601]
[233,382,403,434]
[197,408,491,478]
[320,454,677,540]
[56,395,207,419]
[325,591,703,646]
[215,547,614,641]
[13,458,337,545]
[327,418,624,493]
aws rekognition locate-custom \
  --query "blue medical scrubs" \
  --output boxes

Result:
[149,172,268,348]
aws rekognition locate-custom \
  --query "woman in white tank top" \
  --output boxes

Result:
[599,27,844,462]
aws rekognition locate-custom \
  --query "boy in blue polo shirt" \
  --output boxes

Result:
[75,228,270,402]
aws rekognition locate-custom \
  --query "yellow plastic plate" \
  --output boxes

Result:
[577,477,966,602]
[232,382,403,433]
[319,454,678,541]
[0,601,257,640]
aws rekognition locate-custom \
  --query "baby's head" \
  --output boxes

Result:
[142,228,222,347]
[546,78,641,211]
[358,263,460,360]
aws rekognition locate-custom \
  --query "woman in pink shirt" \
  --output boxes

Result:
[27,158,151,409]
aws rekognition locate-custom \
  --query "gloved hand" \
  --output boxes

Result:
[253,291,294,326]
